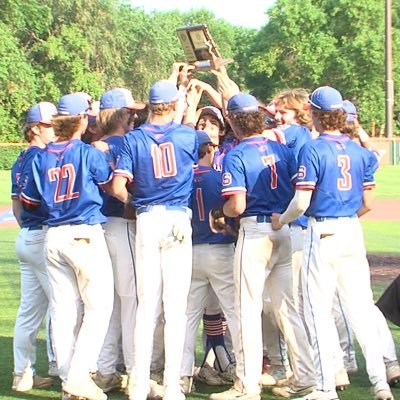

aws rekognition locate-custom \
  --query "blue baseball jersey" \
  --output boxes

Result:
[282,124,313,162]
[11,147,48,228]
[191,166,235,245]
[101,135,125,218]
[282,124,313,228]
[20,139,112,226]
[296,133,376,217]
[221,136,297,216]
[213,136,239,171]
[11,150,25,200]
[114,121,198,207]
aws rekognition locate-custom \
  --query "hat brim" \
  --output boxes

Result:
[126,102,146,110]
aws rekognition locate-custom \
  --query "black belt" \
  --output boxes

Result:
[27,226,43,231]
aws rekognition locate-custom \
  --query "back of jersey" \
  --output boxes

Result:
[222,136,297,216]
[297,134,376,217]
[29,140,111,226]
[117,122,198,207]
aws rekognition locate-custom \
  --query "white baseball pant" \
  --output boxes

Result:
[234,217,315,395]
[302,217,390,393]
[97,217,137,374]
[45,224,114,387]
[129,207,192,400]
[181,243,237,377]
[13,226,52,375]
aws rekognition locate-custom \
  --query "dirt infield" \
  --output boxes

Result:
[370,254,400,284]
[363,200,400,221]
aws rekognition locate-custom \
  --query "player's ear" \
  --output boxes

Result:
[31,125,41,136]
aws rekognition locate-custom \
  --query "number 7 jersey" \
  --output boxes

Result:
[295,133,378,217]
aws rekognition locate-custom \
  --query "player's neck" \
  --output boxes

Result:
[149,114,175,126]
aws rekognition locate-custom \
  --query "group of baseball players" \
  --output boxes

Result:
[9,60,400,400]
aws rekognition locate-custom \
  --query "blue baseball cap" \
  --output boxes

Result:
[343,100,357,122]
[227,93,259,113]
[196,130,213,146]
[57,93,90,116]
[149,80,179,104]
[26,102,57,125]
[309,86,343,111]
[100,88,145,110]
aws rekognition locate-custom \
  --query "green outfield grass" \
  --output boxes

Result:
[374,166,400,199]
[361,221,400,254]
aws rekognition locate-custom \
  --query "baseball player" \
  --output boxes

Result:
[180,130,237,391]
[20,93,114,400]
[93,88,145,393]
[11,102,57,392]
[210,93,316,400]
[111,80,198,400]
[271,86,393,400]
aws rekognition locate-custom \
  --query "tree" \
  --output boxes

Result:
[0,22,38,141]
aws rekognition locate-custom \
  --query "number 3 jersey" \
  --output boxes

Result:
[295,133,379,218]
[20,139,112,226]
[115,122,198,207]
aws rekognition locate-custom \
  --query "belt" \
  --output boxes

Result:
[256,215,272,223]
[314,215,356,222]
[27,226,43,231]
[136,205,190,216]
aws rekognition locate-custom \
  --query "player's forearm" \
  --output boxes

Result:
[12,199,23,227]
[109,176,130,203]
[358,189,373,217]
[222,193,246,217]
[279,190,312,225]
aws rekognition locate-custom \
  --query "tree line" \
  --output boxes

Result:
[0,0,399,142]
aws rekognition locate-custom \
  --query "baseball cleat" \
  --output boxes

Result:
[196,365,228,386]
[92,372,122,393]
[260,372,276,387]
[209,386,260,400]
[294,389,339,400]
[386,362,400,386]
[219,364,237,384]
[12,372,53,392]
[63,378,107,400]
[180,376,196,394]
[272,384,315,398]
[335,368,350,391]
[374,389,394,400]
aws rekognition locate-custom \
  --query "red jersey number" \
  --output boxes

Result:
[337,155,352,191]
[48,164,79,203]
[151,142,177,179]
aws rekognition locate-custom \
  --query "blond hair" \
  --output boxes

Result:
[274,88,311,127]
[97,108,130,135]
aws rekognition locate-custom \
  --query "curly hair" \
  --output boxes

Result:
[227,111,265,137]
[274,88,311,127]
[52,115,84,140]
[312,109,347,132]
[149,102,175,116]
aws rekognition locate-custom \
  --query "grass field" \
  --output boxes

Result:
[0,166,399,399]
